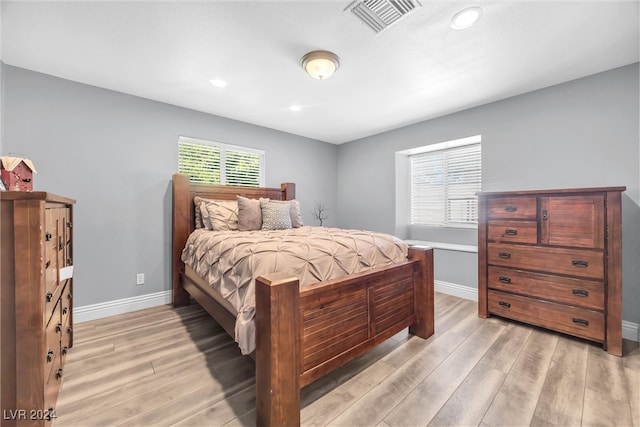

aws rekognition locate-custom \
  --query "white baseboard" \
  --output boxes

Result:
[74,290,172,323]
[435,280,639,343]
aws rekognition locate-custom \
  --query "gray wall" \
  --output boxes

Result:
[337,63,640,325]
[2,64,338,307]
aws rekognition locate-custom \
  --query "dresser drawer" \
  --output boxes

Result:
[488,267,604,310]
[487,196,537,220]
[487,243,604,279]
[488,290,604,342]
[487,221,537,244]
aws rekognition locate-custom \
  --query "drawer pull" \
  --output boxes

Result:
[59,242,64,250]
[55,323,63,333]
[45,232,52,241]
[67,258,73,265]
[505,206,517,212]
[62,346,68,355]
[45,292,53,303]
[46,350,54,363]
[504,229,518,236]
[498,252,511,259]
[572,260,589,268]
[542,209,548,220]
[46,260,51,268]
[498,276,512,284]
[572,289,589,297]
[498,301,511,308]
[67,326,73,335]
[62,307,69,315]
[67,292,73,300]
[56,368,63,380]
[67,221,72,228]
[572,318,589,327]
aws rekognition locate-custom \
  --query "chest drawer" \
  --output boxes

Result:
[487,243,604,279]
[487,221,537,244]
[488,290,604,342]
[487,196,537,220]
[488,267,604,310]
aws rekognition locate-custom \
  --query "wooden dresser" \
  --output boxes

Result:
[1,192,75,426]
[477,187,625,356]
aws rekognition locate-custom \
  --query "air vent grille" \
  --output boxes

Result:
[349,0,421,33]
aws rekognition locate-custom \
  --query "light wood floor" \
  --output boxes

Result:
[53,293,640,426]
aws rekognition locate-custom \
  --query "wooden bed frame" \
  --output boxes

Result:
[171,173,434,426]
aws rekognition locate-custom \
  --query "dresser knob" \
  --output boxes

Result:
[45,232,52,241]
[55,323,63,333]
[46,292,53,303]
[62,346,68,355]
[46,350,54,363]
[56,368,63,380]
[62,307,69,315]
[67,326,73,334]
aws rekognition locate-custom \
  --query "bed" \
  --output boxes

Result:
[171,173,434,426]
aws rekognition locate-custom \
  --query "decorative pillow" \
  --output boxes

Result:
[260,199,292,230]
[237,195,263,231]
[268,199,304,228]
[200,199,238,231]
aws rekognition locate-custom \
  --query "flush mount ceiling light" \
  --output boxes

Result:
[451,6,483,30]
[301,50,340,80]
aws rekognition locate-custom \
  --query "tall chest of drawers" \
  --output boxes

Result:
[1,192,75,426]
[477,187,625,356]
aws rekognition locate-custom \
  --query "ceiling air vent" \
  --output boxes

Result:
[348,0,421,33]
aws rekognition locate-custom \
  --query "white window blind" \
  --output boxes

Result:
[178,136,265,186]
[409,137,481,227]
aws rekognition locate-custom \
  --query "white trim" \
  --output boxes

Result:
[397,134,482,155]
[406,240,478,253]
[435,280,639,342]
[74,290,172,323]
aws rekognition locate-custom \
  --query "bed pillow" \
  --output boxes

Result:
[193,196,209,229]
[200,199,239,231]
[260,199,292,230]
[267,199,304,228]
[237,195,263,231]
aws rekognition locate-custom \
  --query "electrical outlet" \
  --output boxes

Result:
[136,273,145,285]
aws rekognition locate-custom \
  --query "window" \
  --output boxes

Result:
[178,136,265,186]
[406,135,481,227]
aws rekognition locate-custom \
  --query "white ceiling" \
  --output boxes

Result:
[2,1,638,144]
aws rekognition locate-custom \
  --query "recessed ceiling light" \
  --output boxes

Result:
[209,78,228,88]
[451,6,482,30]
[289,105,302,112]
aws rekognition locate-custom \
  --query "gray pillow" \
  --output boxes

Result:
[261,199,292,230]
[237,195,263,231]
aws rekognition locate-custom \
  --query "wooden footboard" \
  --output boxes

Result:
[255,246,433,426]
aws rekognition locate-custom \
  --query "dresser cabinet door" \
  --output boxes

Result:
[540,194,605,249]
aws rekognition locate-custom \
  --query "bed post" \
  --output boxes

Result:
[408,246,435,338]
[255,273,301,427]
[281,182,295,201]
[172,173,191,306]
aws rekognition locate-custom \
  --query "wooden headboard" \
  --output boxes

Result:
[171,173,295,305]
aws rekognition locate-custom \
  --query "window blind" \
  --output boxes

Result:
[178,137,265,187]
[410,141,481,227]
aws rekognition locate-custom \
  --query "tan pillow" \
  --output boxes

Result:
[237,195,263,231]
[193,196,208,229]
[200,199,238,231]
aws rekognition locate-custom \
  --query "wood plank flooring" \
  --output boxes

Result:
[53,293,639,426]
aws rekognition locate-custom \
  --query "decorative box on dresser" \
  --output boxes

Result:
[477,186,625,356]
[1,192,75,426]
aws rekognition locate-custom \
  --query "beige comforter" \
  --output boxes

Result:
[181,226,408,354]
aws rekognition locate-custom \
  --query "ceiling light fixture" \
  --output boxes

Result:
[451,6,483,30]
[301,50,340,80]
[209,78,228,88]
